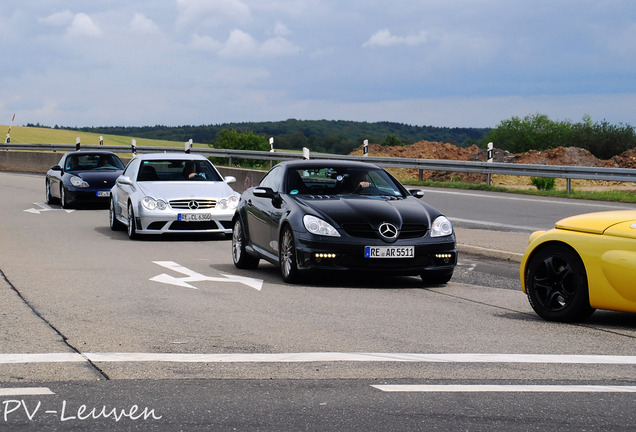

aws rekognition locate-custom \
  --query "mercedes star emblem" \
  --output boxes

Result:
[378,222,398,239]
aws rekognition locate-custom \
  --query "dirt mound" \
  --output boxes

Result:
[350,141,636,189]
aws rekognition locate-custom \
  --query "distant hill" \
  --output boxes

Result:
[55,119,489,155]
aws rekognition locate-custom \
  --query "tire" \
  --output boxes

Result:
[45,180,55,204]
[60,186,71,209]
[127,202,138,239]
[232,218,259,269]
[525,244,595,322]
[279,226,301,283]
[421,270,453,285]
[109,198,123,231]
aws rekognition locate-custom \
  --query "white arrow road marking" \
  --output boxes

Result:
[150,261,263,291]
[24,202,74,214]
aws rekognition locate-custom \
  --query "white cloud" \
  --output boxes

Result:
[363,29,429,48]
[66,13,102,38]
[219,29,258,57]
[39,10,75,26]
[130,13,160,35]
[261,36,299,56]
[189,33,223,51]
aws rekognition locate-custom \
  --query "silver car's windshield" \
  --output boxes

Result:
[137,159,223,182]
[286,167,404,197]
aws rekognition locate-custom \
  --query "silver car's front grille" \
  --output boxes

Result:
[169,199,217,210]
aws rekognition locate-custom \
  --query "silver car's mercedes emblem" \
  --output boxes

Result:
[378,222,398,239]
[188,200,199,210]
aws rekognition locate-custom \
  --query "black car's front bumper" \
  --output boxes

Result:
[294,232,457,275]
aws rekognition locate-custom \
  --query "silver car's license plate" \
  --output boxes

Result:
[178,213,212,222]
[364,246,414,258]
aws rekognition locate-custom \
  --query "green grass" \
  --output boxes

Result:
[3,125,187,148]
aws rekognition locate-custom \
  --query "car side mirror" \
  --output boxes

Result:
[116,176,133,186]
[224,176,236,184]
[51,165,62,172]
[253,187,278,199]
[409,189,424,199]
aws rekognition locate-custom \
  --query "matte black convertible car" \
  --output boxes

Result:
[46,151,125,208]
[231,160,457,284]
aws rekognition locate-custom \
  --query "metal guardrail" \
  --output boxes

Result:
[4,142,636,192]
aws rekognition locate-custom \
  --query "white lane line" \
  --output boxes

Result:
[450,217,545,232]
[425,189,635,209]
[0,353,85,364]
[372,385,636,393]
[3,353,636,365]
[0,388,54,396]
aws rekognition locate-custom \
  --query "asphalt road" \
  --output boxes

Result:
[1,171,636,431]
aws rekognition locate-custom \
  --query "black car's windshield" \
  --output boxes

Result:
[65,153,125,171]
[286,167,404,197]
[137,159,223,182]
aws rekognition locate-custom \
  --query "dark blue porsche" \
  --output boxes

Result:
[231,159,457,284]
[45,151,125,208]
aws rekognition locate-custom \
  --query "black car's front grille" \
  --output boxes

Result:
[169,199,217,209]
[399,224,428,239]
[341,223,428,239]
[342,223,376,239]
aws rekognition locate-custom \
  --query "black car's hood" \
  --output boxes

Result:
[296,195,439,228]
[73,170,123,187]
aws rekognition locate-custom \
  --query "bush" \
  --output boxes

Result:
[531,177,556,190]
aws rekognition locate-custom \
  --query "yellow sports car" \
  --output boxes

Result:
[520,210,636,322]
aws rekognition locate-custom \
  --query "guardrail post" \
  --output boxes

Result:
[566,178,572,194]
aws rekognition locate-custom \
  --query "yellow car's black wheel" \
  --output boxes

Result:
[525,244,595,322]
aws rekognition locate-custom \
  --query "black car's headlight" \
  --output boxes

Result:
[69,176,89,188]
[303,215,340,237]
[142,196,168,210]
[431,216,453,237]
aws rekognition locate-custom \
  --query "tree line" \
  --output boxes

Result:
[483,114,636,159]
[57,119,488,155]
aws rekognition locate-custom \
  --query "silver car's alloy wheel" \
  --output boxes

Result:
[127,202,137,239]
[109,198,122,231]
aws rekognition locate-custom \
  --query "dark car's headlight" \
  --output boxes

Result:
[303,215,340,237]
[69,176,89,188]
[431,216,453,237]
[218,195,239,210]
[142,196,168,210]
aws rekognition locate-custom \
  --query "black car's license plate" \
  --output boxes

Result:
[96,191,110,197]
[364,246,414,258]
[178,213,212,222]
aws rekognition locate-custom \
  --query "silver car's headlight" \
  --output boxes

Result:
[142,196,167,210]
[431,216,453,237]
[303,215,340,237]
[218,195,240,210]
[70,176,89,188]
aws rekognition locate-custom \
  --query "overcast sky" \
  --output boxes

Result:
[1,0,635,129]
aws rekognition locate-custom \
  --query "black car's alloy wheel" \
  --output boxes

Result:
[127,202,137,239]
[525,244,595,322]
[279,226,300,283]
[60,186,71,209]
[232,219,259,269]
[45,180,54,204]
